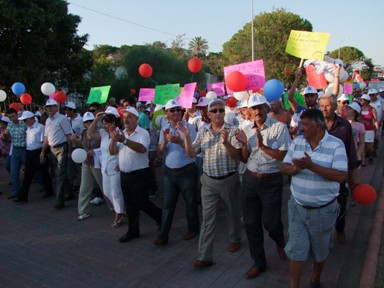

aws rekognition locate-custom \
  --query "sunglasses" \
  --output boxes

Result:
[65,108,73,111]
[209,108,225,113]
[89,109,97,113]
[84,120,93,123]
[168,108,182,113]
[342,101,349,105]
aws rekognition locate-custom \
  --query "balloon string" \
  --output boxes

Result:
[150,78,158,86]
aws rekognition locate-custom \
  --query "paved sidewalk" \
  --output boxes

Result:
[0,151,381,288]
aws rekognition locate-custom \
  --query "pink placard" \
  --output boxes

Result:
[343,83,353,95]
[224,60,265,93]
[138,88,155,102]
[176,82,197,109]
[207,82,225,96]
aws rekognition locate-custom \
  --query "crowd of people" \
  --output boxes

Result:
[1,65,383,288]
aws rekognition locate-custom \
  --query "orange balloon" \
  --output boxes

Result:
[54,91,67,103]
[188,57,202,73]
[139,63,153,78]
[20,93,32,105]
[226,71,248,92]
[353,184,376,205]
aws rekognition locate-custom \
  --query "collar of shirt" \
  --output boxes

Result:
[252,115,274,130]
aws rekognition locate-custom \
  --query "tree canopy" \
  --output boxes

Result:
[0,0,92,102]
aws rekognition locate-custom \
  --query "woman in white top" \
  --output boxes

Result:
[87,112,125,227]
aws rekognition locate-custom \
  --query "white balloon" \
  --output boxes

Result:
[71,148,87,164]
[0,90,7,102]
[324,67,348,83]
[325,83,343,97]
[233,91,249,101]
[41,82,56,96]
[206,91,217,99]
[359,82,367,89]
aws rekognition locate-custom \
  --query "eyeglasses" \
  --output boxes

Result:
[342,101,349,105]
[89,109,97,113]
[209,108,225,113]
[168,108,182,113]
[84,120,93,123]
[65,108,73,111]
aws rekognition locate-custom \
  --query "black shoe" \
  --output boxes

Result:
[54,202,65,210]
[7,195,17,200]
[119,231,140,243]
[42,193,54,199]
[64,194,76,201]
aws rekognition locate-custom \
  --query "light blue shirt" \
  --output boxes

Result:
[26,121,45,151]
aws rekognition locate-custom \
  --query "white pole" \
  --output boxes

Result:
[251,0,254,61]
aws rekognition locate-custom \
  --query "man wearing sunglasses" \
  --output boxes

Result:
[336,94,350,118]
[235,93,292,279]
[14,111,54,203]
[153,99,199,246]
[178,99,242,269]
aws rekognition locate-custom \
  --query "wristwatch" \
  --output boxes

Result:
[123,138,128,145]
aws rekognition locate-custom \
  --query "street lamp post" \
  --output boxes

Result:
[251,0,254,61]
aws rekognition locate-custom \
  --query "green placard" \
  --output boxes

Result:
[87,85,111,104]
[154,84,180,105]
[283,91,305,109]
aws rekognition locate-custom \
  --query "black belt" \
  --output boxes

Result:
[52,142,67,148]
[301,198,337,210]
[13,146,26,149]
[121,167,148,176]
[206,171,236,180]
[166,163,195,171]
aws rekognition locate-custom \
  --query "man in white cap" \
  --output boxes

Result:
[235,93,292,279]
[65,101,84,197]
[6,107,27,199]
[40,99,73,210]
[336,94,350,118]
[14,111,54,203]
[178,98,242,268]
[153,99,199,246]
[368,88,384,155]
[109,106,162,243]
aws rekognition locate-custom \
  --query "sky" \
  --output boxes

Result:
[68,0,384,67]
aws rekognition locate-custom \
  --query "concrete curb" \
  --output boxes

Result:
[359,165,384,287]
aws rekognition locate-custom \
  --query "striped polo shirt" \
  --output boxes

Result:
[283,131,348,206]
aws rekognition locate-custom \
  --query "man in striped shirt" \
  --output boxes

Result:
[282,109,348,288]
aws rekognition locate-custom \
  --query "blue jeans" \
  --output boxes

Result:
[10,148,26,196]
[3,153,11,175]
[158,164,199,240]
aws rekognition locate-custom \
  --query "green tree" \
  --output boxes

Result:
[189,36,209,57]
[0,0,91,103]
[202,52,228,82]
[223,8,312,80]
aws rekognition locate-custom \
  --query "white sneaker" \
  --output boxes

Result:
[90,197,104,205]
[77,213,90,221]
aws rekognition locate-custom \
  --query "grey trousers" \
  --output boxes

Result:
[77,163,103,215]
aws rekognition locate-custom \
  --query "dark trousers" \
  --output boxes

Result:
[242,171,285,269]
[158,164,199,240]
[18,148,54,201]
[336,183,348,233]
[120,168,162,234]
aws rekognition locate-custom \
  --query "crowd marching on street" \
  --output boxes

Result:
[1,65,384,288]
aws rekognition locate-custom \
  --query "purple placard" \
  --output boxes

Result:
[344,83,353,95]
[207,82,225,96]
[176,82,197,109]
[138,88,155,102]
[224,60,265,93]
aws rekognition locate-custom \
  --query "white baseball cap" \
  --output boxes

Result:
[120,106,139,118]
[238,100,248,108]
[105,106,120,117]
[348,102,361,113]
[208,99,225,110]
[82,112,95,122]
[164,99,181,111]
[379,87,384,93]
[65,101,76,109]
[248,93,268,108]
[196,97,210,107]
[337,94,349,102]
[361,94,371,101]
[303,86,318,95]
[18,111,35,121]
[45,99,58,106]
[368,88,378,95]
[1,116,10,123]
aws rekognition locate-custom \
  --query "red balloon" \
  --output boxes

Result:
[117,106,125,118]
[54,91,67,103]
[130,88,136,95]
[225,71,248,92]
[353,184,376,205]
[226,97,238,108]
[9,102,21,112]
[139,63,153,78]
[199,90,206,97]
[188,57,202,73]
[20,93,32,105]
[285,70,291,77]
